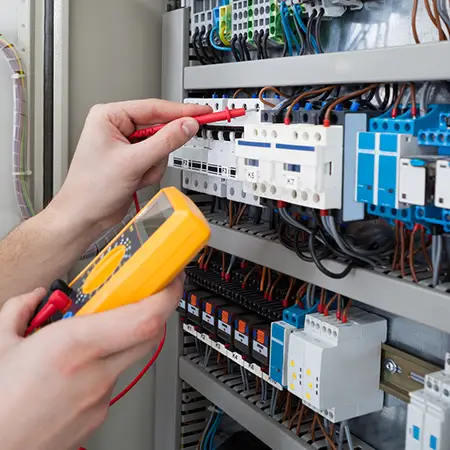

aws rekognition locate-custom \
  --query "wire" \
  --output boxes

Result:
[391,83,407,118]
[409,224,420,283]
[323,84,378,126]
[400,222,406,278]
[262,29,269,59]
[410,82,417,118]
[432,0,447,40]
[209,26,232,52]
[233,88,252,99]
[110,324,166,405]
[231,35,241,61]
[412,0,420,43]
[242,265,258,288]
[314,8,325,53]
[268,273,283,300]
[285,86,337,124]
[258,86,289,107]
[306,10,318,54]
[392,221,400,270]
[309,229,353,279]
[438,0,450,33]
[433,235,443,287]
[242,33,252,61]
[293,5,319,53]
[421,227,433,271]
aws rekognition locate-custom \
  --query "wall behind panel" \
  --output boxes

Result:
[68,1,165,449]
[0,2,22,237]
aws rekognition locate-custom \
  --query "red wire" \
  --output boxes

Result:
[79,325,166,450]
[109,324,166,406]
[133,192,141,213]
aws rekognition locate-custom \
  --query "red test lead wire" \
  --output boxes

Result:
[128,107,248,142]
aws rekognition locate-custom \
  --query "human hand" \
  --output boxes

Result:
[0,275,183,450]
[49,99,211,233]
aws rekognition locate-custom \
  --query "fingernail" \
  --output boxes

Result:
[181,118,199,138]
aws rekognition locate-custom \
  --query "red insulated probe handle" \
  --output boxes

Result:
[128,107,247,141]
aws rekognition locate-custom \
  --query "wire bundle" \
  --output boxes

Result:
[1,34,35,219]
[197,409,223,450]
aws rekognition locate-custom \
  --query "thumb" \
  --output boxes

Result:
[131,117,199,169]
[0,288,47,336]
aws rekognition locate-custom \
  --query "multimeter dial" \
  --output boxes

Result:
[70,225,142,312]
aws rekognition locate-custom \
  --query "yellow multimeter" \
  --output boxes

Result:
[64,187,210,317]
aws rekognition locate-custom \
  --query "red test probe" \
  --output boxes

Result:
[128,107,248,141]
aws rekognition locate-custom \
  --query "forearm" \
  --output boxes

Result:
[0,206,102,306]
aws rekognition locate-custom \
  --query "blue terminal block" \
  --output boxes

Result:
[418,112,450,156]
[415,205,450,232]
[283,303,318,329]
[366,204,415,229]
[370,105,450,136]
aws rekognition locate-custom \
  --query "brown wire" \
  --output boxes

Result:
[410,82,417,117]
[258,86,290,107]
[392,83,407,117]
[425,0,438,25]
[421,227,433,271]
[412,0,421,43]
[232,88,253,99]
[317,417,337,450]
[283,392,292,422]
[400,222,406,278]
[288,402,302,430]
[325,294,338,312]
[228,200,233,227]
[286,86,338,123]
[409,226,419,283]
[343,299,353,319]
[269,273,283,299]
[296,404,306,436]
[392,222,400,270]
[324,84,378,124]
[234,204,248,225]
[310,414,318,441]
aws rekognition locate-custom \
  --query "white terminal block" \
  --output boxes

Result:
[227,179,261,207]
[286,307,387,423]
[182,171,227,198]
[236,123,344,210]
[435,159,450,209]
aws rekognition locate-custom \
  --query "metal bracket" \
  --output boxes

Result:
[380,344,441,403]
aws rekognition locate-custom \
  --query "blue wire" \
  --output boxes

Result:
[280,3,293,56]
[293,5,319,54]
[204,412,222,450]
[209,26,232,52]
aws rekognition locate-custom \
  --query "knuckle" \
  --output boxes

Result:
[135,313,163,342]
[88,103,106,117]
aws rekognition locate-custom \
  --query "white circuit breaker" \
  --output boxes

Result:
[236,123,344,210]
[286,307,387,423]
[406,353,450,450]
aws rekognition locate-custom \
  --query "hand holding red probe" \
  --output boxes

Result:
[128,107,248,142]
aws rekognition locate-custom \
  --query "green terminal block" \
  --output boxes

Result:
[219,4,232,45]
[247,0,254,43]
[269,0,284,44]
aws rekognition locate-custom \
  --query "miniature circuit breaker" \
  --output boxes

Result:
[406,353,450,450]
[286,307,387,423]
[236,123,344,210]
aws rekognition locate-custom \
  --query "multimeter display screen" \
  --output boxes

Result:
[135,193,174,242]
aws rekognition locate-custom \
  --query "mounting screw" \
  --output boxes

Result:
[384,358,399,374]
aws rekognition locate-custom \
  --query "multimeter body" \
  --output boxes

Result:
[41,187,210,321]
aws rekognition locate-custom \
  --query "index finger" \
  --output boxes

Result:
[41,275,183,358]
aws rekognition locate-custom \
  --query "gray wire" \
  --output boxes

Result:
[438,0,450,29]
[325,216,379,267]
[338,422,345,450]
[344,422,354,450]
[433,235,443,287]
[306,283,316,309]
[279,208,327,246]
[432,234,437,265]
[420,82,432,117]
